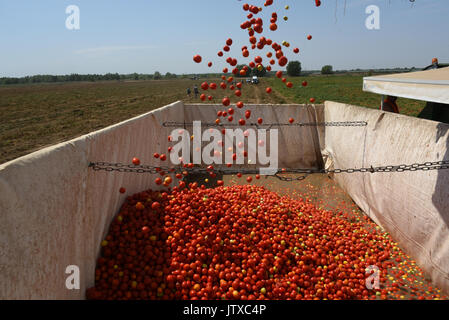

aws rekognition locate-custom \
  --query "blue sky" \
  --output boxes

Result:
[0,0,448,77]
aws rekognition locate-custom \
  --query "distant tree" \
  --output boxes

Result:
[236,65,251,77]
[321,65,334,75]
[286,61,301,76]
[165,72,177,79]
[132,72,139,80]
[153,71,162,80]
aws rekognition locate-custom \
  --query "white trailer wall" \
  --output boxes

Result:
[322,101,449,295]
[0,101,185,299]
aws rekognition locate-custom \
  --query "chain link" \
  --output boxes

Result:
[162,121,367,129]
[89,160,449,182]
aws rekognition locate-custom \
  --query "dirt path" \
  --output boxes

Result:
[253,84,263,104]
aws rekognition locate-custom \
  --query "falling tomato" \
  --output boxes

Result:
[222,97,231,106]
[132,157,140,165]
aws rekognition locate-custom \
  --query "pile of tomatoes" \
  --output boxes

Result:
[86,183,400,300]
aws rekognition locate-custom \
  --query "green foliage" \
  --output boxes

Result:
[286,61,301,77]
[153,71,162,80]
[321,65,334,75]
[253,65,266,77]
[165,72,177,79]
[236,65,251,77]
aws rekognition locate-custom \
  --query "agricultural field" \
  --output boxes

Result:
[266,74,426,116]
[0,75,426,165]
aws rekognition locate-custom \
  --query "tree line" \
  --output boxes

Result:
[3,61,390,85]
[0,72,182,85]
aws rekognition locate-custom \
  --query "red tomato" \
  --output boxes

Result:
[151,202,161,210]
[266,87,272,94]
[193,54,202,63]
[132,157,140,165]
[222,97,231,106]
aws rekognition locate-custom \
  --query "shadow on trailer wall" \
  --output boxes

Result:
[418,103,449,124]
[433,122,449,228]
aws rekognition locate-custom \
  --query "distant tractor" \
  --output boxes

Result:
[251,76,259,84]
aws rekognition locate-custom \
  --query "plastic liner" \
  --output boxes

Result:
[0,100,448,299]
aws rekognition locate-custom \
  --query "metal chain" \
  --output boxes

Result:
[89,160,449,182]
[162,121,368,129]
